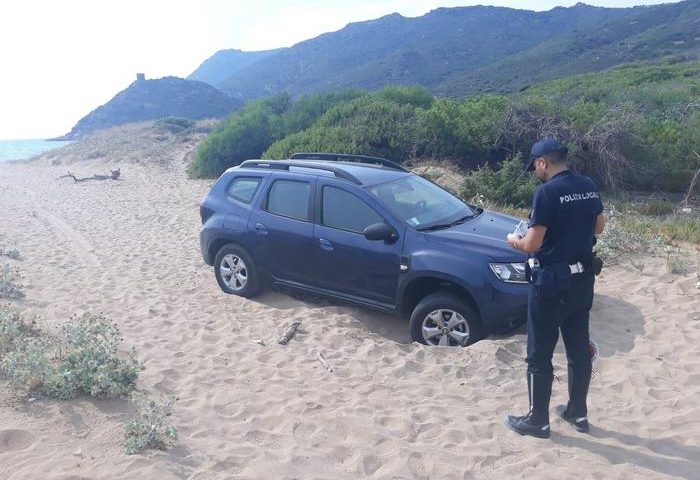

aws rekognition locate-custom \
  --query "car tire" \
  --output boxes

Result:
[409,292,483,347]
[213,244,262,298]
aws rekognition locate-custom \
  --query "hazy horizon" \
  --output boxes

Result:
[0,0,683,140]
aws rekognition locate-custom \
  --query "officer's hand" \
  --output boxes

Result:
[507,233,520,249]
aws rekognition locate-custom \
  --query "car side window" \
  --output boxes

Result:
[322,186,383,233]
[227,177,262,204]
[266,179,311,221]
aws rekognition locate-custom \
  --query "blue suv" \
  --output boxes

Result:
[200,153,529,346]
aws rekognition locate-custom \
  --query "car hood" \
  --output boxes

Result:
[423,209,529,262]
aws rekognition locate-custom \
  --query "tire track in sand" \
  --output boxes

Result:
[19,185,100,269]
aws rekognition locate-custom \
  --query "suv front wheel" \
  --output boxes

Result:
[409,293,483,347]
[214,244,262,298]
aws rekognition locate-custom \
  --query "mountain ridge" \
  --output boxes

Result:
[204,1,697,100]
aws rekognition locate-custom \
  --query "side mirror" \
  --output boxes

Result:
[363,222,398,242]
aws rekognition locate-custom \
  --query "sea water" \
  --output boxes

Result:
[0,139,72,163]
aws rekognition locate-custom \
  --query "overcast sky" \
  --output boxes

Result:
[0,0,681,139]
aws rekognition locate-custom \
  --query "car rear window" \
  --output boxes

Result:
[266,179,311,221]
[227,177,261,204]
[322,186,382,233]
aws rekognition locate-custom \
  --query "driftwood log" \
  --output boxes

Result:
[59,168,121,182]
[277,321,301,345]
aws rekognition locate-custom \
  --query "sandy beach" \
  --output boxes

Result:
[0,124,699,480]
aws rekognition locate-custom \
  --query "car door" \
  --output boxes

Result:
[312,179,404,305]
[248,173,317,285]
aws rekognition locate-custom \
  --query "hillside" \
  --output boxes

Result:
[188,48,285,85]
[438,0,700,96]
[214,1,698,100]
[57,76,242,140]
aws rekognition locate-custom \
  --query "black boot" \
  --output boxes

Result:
[505,373,552,439]
[557,365,591,433]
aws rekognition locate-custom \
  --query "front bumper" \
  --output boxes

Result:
[479,279,529,333]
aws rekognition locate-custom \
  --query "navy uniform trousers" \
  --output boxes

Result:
[526,270,595,418]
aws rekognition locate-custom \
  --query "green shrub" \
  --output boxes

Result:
[124,392,177,454]
[264,96,420,161]
[1,264,24,300]
[375,85,434,109]
[460,155,538,208]
[190,94,293,178]
[281,89,367,135]
[55,314,140,399]
[415,95,509,162]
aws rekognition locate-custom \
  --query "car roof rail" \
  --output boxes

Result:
[239,160,362,184]
[290,152,408,172]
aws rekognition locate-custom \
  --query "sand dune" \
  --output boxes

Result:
[0,129,698,479]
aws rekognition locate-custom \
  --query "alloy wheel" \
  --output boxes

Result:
[219,254,248,292]
[421,309,470,347]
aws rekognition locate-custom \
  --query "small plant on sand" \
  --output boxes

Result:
[124,392,178,454]
[0,247,22,260]
[0,311,139,399]
[0,264,25,300]
[666,250,691,275]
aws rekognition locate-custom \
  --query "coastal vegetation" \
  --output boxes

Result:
[0,311,139,400]
[192,61,700,197]
[0,304,177,454]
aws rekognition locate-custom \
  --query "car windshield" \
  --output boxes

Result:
[368,176,475,230]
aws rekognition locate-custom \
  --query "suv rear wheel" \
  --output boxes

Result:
[214,244,262,298]
[409,293,483,347]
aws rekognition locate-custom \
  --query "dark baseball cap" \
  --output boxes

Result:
[525,138,568,171]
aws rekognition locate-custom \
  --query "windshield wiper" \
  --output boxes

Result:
[417,211,480,232]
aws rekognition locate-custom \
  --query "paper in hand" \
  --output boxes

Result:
[512,220,528,238]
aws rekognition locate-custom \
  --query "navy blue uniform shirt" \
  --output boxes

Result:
[529,170,603,266]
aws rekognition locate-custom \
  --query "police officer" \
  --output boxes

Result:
[504,138,605,438]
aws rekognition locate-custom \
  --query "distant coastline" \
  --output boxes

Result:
[0,139,72,163]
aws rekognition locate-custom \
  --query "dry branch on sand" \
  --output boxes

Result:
[278,321,301,345]
[316,351,333,373]
[58,168,121,182]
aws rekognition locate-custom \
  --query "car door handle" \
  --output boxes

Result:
[255,223,269,235]
[319,238,334,251]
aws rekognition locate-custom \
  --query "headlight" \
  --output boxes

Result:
[489,262,528,284]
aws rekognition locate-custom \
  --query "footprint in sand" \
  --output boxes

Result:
[360,454,383,476]
[0,429,36,452]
